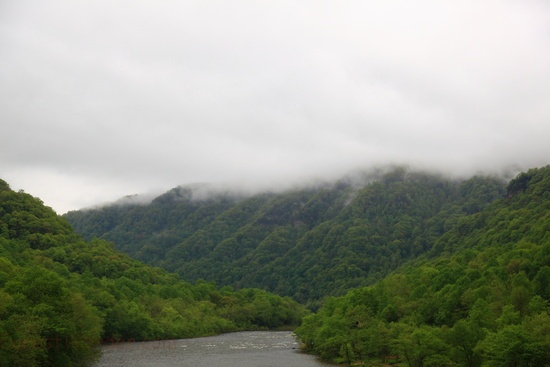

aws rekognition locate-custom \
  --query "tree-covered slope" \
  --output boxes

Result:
[294,166,550,366]
[65,168,505,304]
[0,179,305,367]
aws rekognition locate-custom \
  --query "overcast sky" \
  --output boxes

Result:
[1,0,550,214]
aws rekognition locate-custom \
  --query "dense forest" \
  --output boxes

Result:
[0,179,305,367]
[294,166,550,366]
[6,165,549,366]
[65,167,506,305]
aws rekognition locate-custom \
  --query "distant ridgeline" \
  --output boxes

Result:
[65,167,508,305]
[0,180,306,367]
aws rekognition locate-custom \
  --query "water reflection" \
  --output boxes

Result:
[94,331,331,367]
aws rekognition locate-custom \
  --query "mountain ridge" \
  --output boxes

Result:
[65,167,507,304]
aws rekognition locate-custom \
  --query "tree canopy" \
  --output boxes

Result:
[294,166,550,366]
[65,168,506,305]
[7,164,549,366]
[0,180,305,366]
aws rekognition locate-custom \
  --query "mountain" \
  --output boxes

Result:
[5,164,549,366]
[65,167,506,305]
[0,179,305,367]
[294,165,550,365]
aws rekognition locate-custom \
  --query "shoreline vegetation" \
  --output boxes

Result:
[1,165,549,366]
[0,179,305,366]
[294,167,550,366]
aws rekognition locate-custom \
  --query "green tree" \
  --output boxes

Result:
[476,324,541,367]
[447,319,485,367]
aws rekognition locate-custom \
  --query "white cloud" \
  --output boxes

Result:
[1,0,549,213]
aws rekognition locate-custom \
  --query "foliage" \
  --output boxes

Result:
[8,164,550,366]
[294,166,550,366]
[0,180,306,366]
[65,168,506,303]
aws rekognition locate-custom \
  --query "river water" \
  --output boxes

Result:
[94,331,332,367]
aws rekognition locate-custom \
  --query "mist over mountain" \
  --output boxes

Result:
[3,1,549,364]
[65,166,509,304]
[3,163,549,366]
[64,164,550,365]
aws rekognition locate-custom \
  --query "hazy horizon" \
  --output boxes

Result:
[12,163,527,214]
[2,1,549,214]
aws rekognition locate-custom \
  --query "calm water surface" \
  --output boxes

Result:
[94,331,332,367]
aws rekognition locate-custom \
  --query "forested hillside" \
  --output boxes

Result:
[0,179,305,367]
[66,168,505,304]
[294,166,550,366]
[5,165,549,366]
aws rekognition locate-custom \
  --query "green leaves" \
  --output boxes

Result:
[0,178,307,366]
[4,164,550,366]
[65,169,508,303]
[476,321,550,367]
[294,166,550,366]
[448,319,485,367]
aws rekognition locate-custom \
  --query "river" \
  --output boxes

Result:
[93,331,332,367]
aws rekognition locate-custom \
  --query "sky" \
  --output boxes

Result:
[1,0,550,214]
